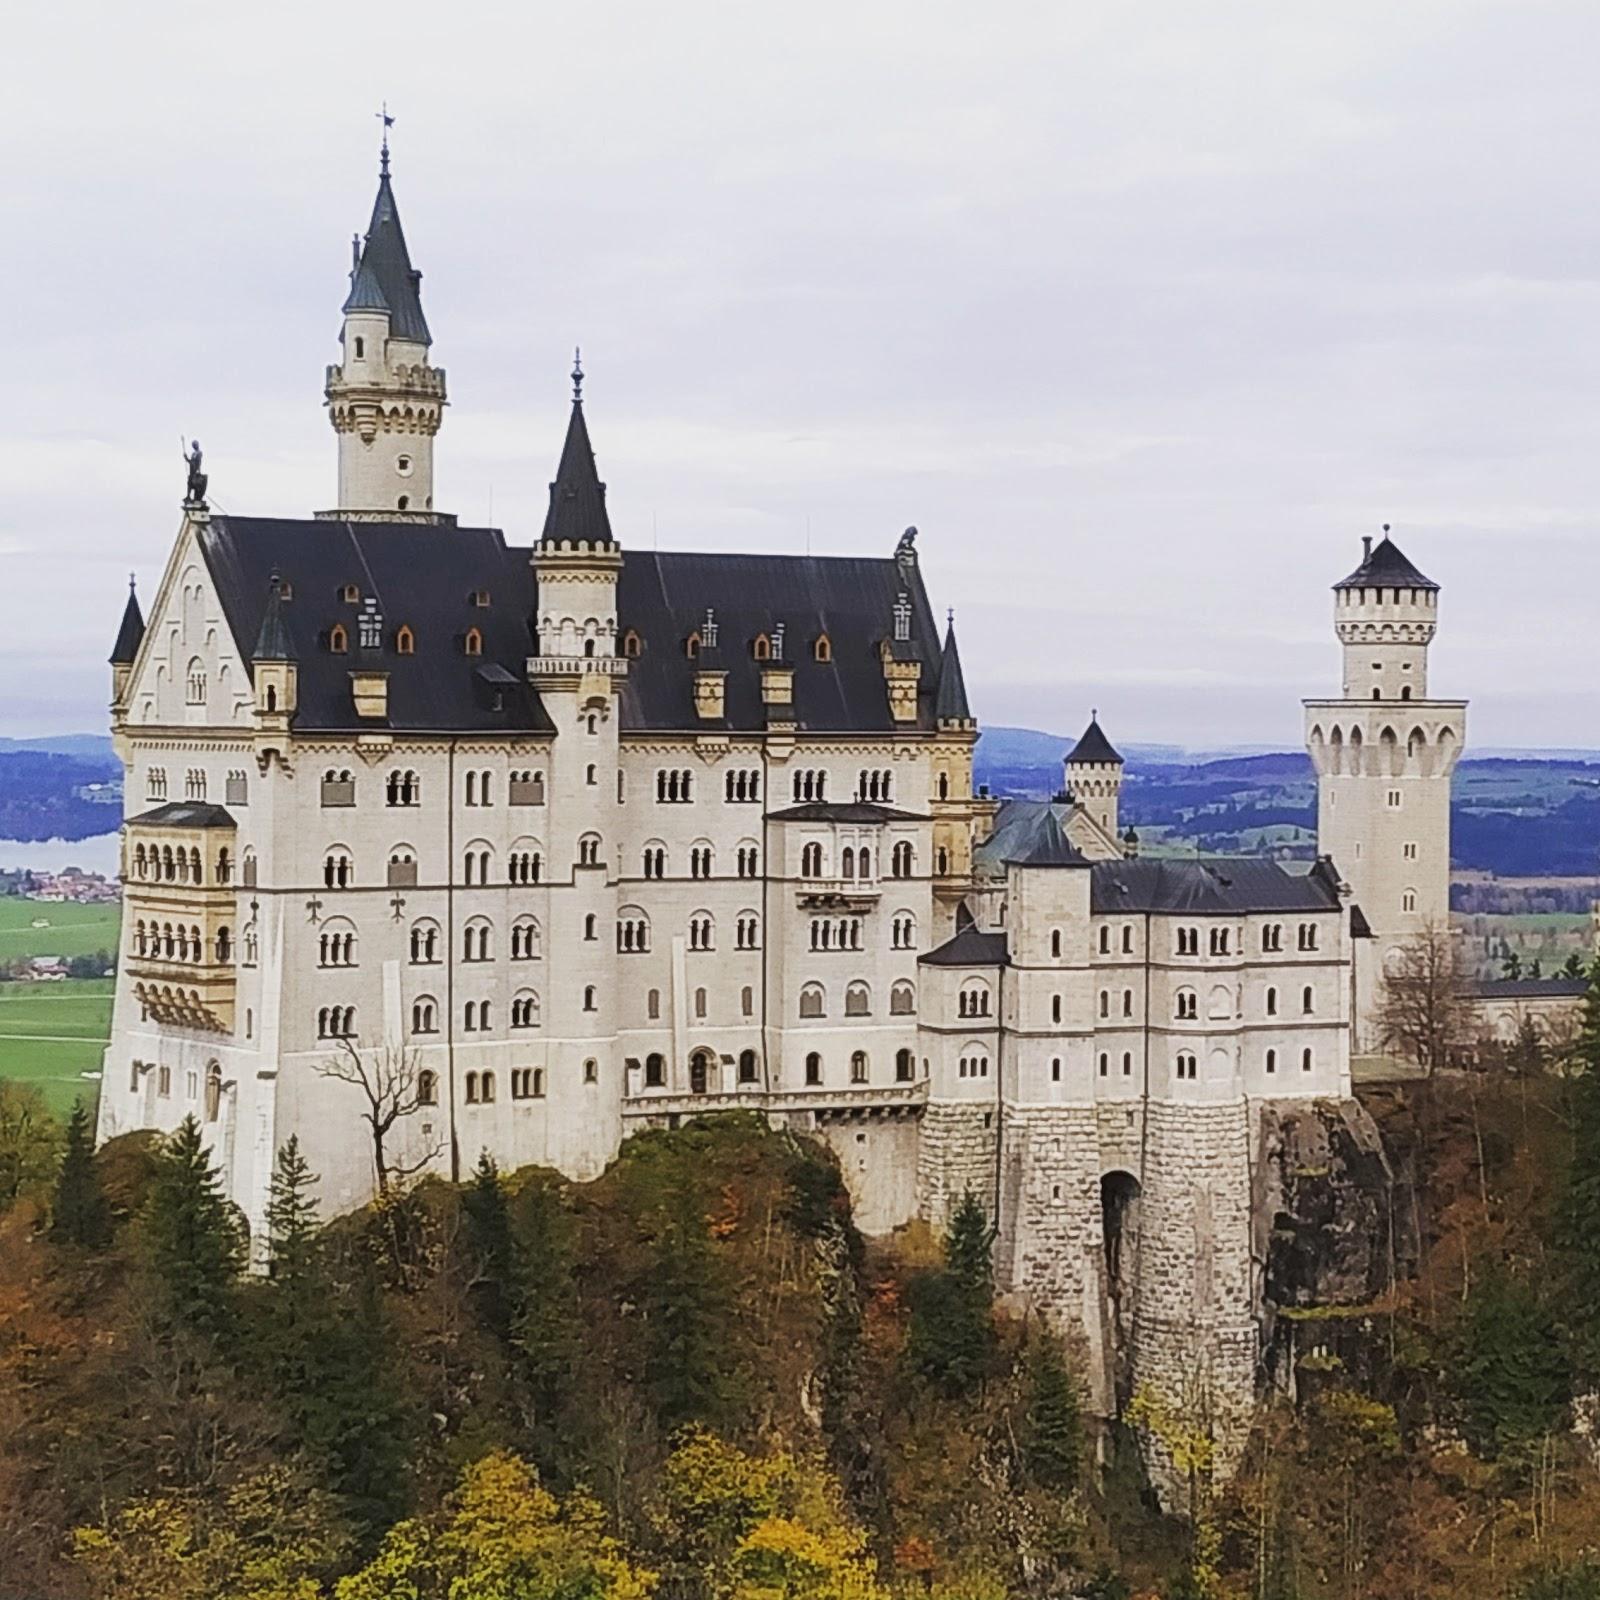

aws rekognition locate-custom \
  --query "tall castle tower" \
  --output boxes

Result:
[1065,714,1124,842]
[1304,529,1467,1050]
[322,136,448,521]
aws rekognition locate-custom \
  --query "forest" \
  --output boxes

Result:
[3,976,1600,1599]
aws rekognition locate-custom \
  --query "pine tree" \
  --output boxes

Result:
[1024,1328,1082,1491]
[50,1100,109,1248]
[511,1177,580,1466]
[463,1150,521,1340]
[906,1190,996,1396]
[138,1114,243,1341]
[644,1174,732,1429]
[1556,961,1600,1382]
[257,1137,411,1539]
[1455,1258,1569,1459]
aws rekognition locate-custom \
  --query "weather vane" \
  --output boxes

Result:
[377,102,394,173]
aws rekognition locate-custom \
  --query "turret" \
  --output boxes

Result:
[321,137,448,522]
[109,575,145,711]
[1065,713,1123,842]
[935,613,974,732]
[1332,525,1438,702]
[251,572,297,730]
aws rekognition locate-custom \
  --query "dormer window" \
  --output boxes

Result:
[471,589,491,608]
[622,629,642,659]
[278,581,293,600]
[752,633,772,661]
[893,591,912,642]
[685,631,701,659]
[463,627,483,657]
[328,623,349,654]
[814,634,832,663]
[341,584,360,604]
[395,625,415,655]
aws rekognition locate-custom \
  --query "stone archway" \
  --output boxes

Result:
[1101,1169,1143,1399]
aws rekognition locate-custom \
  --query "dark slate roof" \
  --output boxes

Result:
[1466,977,1589,1000]
[196,517,949,735]
[110,581,145,665]
[766,801,925,823]
[1333,533,1437,591]
[920,928,1009,967]
[342,166,430,344]
[935,618,972,723]
[614,549,944,733]
[540,397,614,544]
[1066,716,1122,766]
[1001,807,1089,868]
[127,802,236,830]
[1089,856,1343,915]
[252,573,294,661]
[1350,903,1373,939]
[200,517,550,734]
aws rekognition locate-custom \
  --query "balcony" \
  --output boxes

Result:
[795,878,882,909]
[623,1080,927,1121]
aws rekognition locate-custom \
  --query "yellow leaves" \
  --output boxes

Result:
[1125,1385,1215,1481]
[732,1514,885,1600]
[336,1448,656,1600]
[71,1468,344,1600]
[709,1183,744,1240]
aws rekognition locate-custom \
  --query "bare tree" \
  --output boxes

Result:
[1377,922,1471,1073]
[315,1037,442,1196]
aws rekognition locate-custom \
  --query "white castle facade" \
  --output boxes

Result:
[99,152,1463,1466]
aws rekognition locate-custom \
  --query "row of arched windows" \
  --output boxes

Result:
[809,918,864,951]
[131,919,230,965]
[957,983,992,1018]
[657,768,693,803]
[317,1006,356,1039]
[857,768,893,802]
[128,843,211,884]
[725,769,761,802]
[798,981,915,1018]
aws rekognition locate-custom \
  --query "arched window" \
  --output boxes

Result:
[204,1062,222,1122]
[578,834,601,867]
[801,841,823,878]
[463,627,483,657]
[329,624,348,654]
[840,846,856,880]
[395,625,415,655]
[891,840,913,878]
[186,659,207,705]
[1265,1048,1277,1075]
[889,981,915,1016]
[465,1072,480,1104]
[799,983,825,1019]
[1302,985,1315,1015]
[752,633,772,661]
[584,985,598,1012]
[584,913,597,942]
[813,634,831,662]
[480,1070,496,1102]
[688,913,714,951]
[512,991,540,1028]
[411,997,438,1034]
[410,920,440,964]
[735,913,759,950]
[642,843,667,879]
[645,1053,666,1087]
[1051,994,1062,1023]
[1265,985,1277,1016]
[891,911,915,949]
[805,1052,823,1085]
[1175,988,1197,1021]
[623,629,642,658]
[895,1048,915,1082]
[850,1051,869,1084]
[845,982,871,1017]
[1302,1047,1314,1073]
[958,982,991,1019]
[323,850,353,889]
[738,1049,759,1083]
[418,1069,438,1104]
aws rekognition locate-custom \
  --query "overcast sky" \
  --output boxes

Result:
[3,2,1597,751]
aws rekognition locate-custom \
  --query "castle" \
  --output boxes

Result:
[99,149,1463,1478]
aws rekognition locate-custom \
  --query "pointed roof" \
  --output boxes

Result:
[1002,807,1090,868]
[342,162,431,344]
[252,573,294,661]
[540,362,615,545]
[109,578,145,665]
[1066,714,1122,767]
[1334,530,1437,591]
[935,615,972,723]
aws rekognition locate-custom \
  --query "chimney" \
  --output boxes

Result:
[1362,535,1373,561]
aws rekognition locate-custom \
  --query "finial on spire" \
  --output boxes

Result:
[1382,522,1391,534]
[128,572,137,596]
[572,346,584,404]
[947,607,954,627]
[1092,706,1099,722]
[377,102,394,176]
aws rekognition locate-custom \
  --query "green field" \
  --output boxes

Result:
[0,978,112,1115]
[0,896,120,961]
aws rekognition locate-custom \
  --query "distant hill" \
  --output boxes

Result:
[0,747,122,843]
[0,735,117,766]
[975,726,1600,879]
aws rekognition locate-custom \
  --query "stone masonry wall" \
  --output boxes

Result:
[916,1100,998,1229]
[1130,1097,1258,1505]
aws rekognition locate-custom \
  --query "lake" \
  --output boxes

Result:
[0,834,121,876]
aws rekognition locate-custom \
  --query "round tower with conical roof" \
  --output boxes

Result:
[1304,529,1468,1052]
[322,139,448,521]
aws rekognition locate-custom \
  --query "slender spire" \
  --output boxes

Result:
[110,575,145,665]
[341,133,430,344]
[252,572,294,661]
[541,364,614,544]
[572,346,584,404]
[935,612,972,724]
